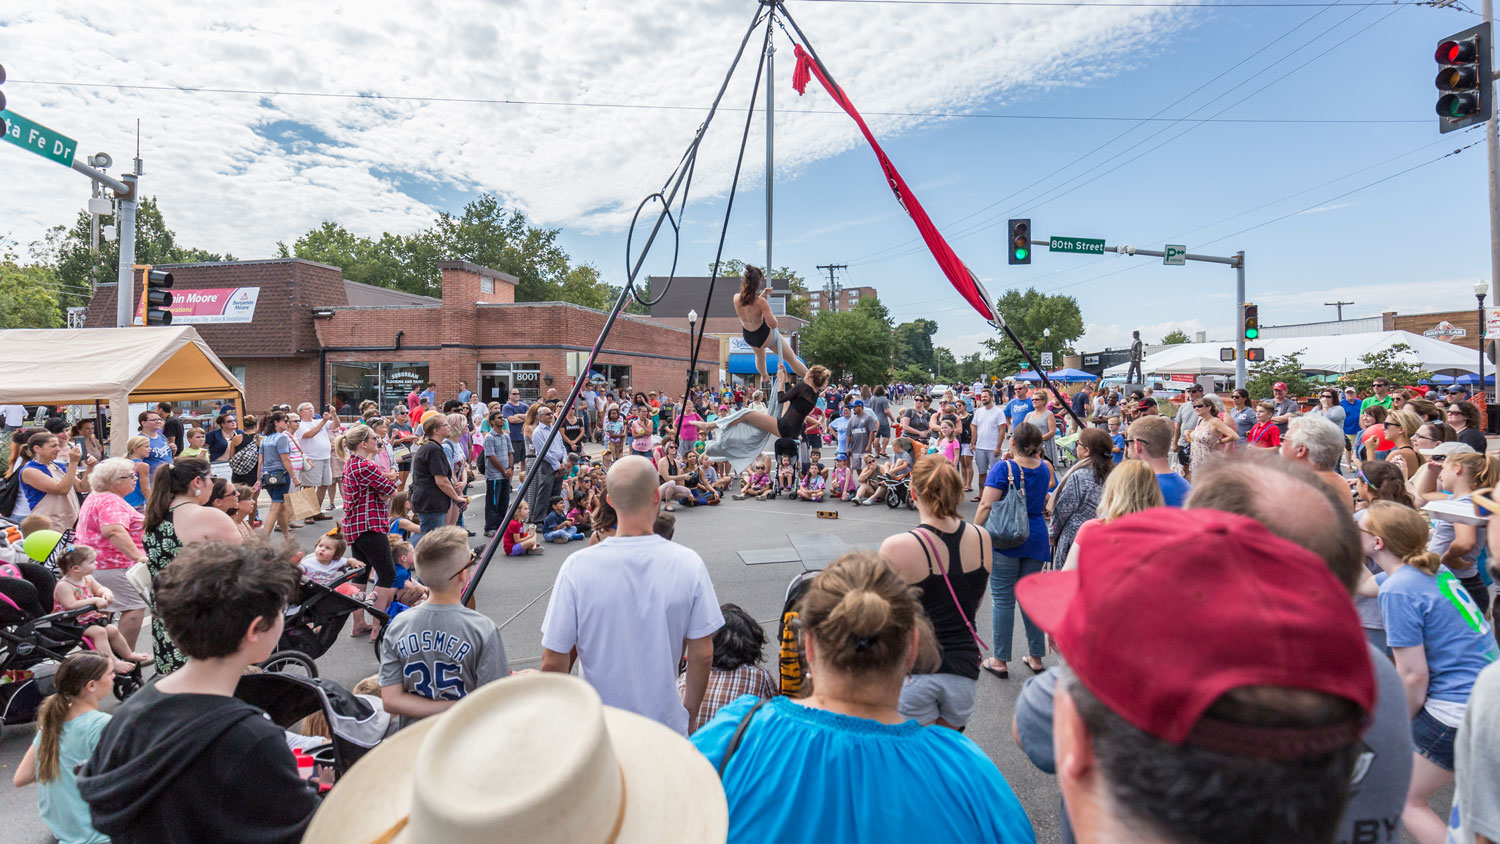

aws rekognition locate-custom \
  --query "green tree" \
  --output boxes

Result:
[980,288,1084,375]
[1160,329,1190,345]
[1246,350,1315,399]
[39,196,235,312]
[893,363,930,384]
[1339,343,1433,395]
[934,347,958,380]
[798,308,893,385]
[0,259,63,329]
[893,318,938,372]
[558,263,613,311]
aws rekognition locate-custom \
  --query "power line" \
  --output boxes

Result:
[6,78,1423,125]
[797,0,1453,6]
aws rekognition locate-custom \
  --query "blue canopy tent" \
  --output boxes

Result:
[1012,370,1044,382]
[1047,368,1097,382]
[1456,373,1496,385]
[1425,374,1456,385]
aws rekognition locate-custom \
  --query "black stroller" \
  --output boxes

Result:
[234,671,394,775]
[274,566,391,675]
[0,602,140,725]
[880,472,916,510]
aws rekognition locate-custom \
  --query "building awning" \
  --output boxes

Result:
[728,352,781,375]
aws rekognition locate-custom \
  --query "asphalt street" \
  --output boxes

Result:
[0,442,1454,843]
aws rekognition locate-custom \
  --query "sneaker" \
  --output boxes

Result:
[733,493,746,500]
[483,530,495,538]
[851,498,861,506]
[526,547,545,555]
[863,496,881,506]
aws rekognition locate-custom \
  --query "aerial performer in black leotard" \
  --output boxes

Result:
[700,364,830,442]
[734,265,805,388]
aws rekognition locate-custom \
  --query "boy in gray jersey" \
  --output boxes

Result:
[380,526,509,726]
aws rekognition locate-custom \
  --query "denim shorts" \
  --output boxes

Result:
[263,480,288,503]
[1412,707,1458,771]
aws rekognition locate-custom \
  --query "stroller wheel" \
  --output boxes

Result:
[260,649,319,679]
[886,490,901,509]
[112,671,143,702]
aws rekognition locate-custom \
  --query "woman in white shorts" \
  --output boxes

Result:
[878,455,993,728]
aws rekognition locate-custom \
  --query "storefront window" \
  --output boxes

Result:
[479,362,540,402]
[328,361,430,415]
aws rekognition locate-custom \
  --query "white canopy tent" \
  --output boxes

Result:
[1104,330,1482,378]
[0,326,245,455]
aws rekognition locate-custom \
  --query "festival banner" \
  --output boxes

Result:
[134,287,261,325]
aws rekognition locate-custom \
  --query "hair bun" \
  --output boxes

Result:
[834,588,891,639]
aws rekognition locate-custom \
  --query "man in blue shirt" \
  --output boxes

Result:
[502,389,530,475]
[1001,384,1034,449]
[419,382,437,407]
[1127,417,1190,506]
[1339,386,1362,438]
[138,409,173,474]
[457,380,473,404]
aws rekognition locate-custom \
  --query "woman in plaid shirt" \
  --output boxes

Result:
[340,425,401,641]
[678,603,775,732]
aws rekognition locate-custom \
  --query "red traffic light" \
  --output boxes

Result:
[1437,37,1478,64]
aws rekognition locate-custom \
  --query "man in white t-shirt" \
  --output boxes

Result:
[539,456,724,734]
[297,402,339,519]
[0,404,26,432]
[970,388,1005,500]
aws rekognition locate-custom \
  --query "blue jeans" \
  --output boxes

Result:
[543,527,582,542]
[991,553,1047,662]
[416,511,448,545]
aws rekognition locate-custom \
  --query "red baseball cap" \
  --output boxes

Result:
[1273,382,1287,391]
[1017,508,1373,755]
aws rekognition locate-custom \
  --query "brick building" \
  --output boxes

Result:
[85,259,694,412]
[806,285,876,317]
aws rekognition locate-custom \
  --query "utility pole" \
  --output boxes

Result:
[817,262,846,309]
[1488,0,1500,298]
[1324,301,1354,321]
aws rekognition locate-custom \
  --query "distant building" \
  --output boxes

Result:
[805,285,877,317]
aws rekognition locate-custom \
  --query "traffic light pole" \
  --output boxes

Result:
[1040,239,1248,388]
[1488,0,1500,356]
[115,173,138,328]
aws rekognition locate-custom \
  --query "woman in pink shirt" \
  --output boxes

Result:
[73,458,149,651]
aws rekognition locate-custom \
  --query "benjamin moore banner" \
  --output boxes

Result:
[134,287,260,325]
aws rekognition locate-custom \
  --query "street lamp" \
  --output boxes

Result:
[1475,281,1488,424]
[687,309,698,387]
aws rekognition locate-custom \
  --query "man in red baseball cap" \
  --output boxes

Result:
[1019,504,1376,844]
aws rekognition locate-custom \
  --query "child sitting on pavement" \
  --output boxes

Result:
[828,455,856,501]
[541,496,585,544]
[796,462,828,503]
[503,501,542,556]
[740,457,771,500]
[378,526,509,726]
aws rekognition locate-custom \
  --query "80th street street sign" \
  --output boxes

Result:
[1048,236,1105,255]
[1,109,77,168]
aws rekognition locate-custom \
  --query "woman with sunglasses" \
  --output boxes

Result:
[1446,400,1487,454]
[1188,394,1238,474]
[1381,409,1424,480]
[1227,389,1256,439]
[656,440,694,512]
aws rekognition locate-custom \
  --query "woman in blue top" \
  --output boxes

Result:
[973,422,1053,679]
[1360,502,1497,842]
[692,551,1036,844]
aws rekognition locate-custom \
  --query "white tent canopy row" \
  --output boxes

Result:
[1103,330,1484,378]
[0,326,245,455]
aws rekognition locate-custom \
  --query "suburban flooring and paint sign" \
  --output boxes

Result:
[134,287,260,325]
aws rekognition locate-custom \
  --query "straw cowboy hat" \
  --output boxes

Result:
[303,673,727,844]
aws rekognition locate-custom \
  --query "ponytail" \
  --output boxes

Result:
[1364,501,1441,575]
[34,652,111,783]
[145,459,210,532]
[1448,452,1500,491]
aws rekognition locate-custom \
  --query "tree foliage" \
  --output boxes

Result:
[798,296,894,385]
[1246,350,1315,399]
[894,318,938,372]
[0,258,63,329]
[38,196,235,313]
[981,288,1085,375]
[1339,343,1433,394]
[1160,329,1190,345]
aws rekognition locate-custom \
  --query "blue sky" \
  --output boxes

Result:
[3,1,1492,357]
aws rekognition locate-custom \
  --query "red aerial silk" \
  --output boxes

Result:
[791,44,997,324]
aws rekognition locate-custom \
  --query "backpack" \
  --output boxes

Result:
[0,469,19,518]
[984,461,1031,550]
[229,434,260,475]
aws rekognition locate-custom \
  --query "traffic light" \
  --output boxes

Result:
[1245,347,1266,363]
[1007,219,1031,265]
[141,265,174,326]
[1242,302,1259,340]
[1219,347,1236,362]
[1435,22,1492,134]
[0,63,7,137]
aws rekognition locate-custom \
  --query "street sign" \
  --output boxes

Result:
[1041,352,1054,367]
[1164,244,1187,266]
[1,109,77,168]
[1486,307,1500,336]
[1048,236,1105,255]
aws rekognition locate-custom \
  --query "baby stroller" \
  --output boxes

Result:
[276,566,391,670]
[0,601,138,724]
[234,671,394,775]
[880,473,916,510]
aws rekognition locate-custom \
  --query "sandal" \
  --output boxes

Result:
[970,495,982,502]
[350,625,373,638]
[1023,657,1047,674]
[982,659,1009,679]
[665,504,676,512]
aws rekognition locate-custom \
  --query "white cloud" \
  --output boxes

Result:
[1,1,1189,260]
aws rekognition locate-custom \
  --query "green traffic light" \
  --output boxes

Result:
[1015,248,1029,261]
[1245,328,1259,339]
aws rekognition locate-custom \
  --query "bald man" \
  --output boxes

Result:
[539,456,724,735]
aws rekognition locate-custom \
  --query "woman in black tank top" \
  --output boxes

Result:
[699,366,831,442]
[878,455,993,729]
